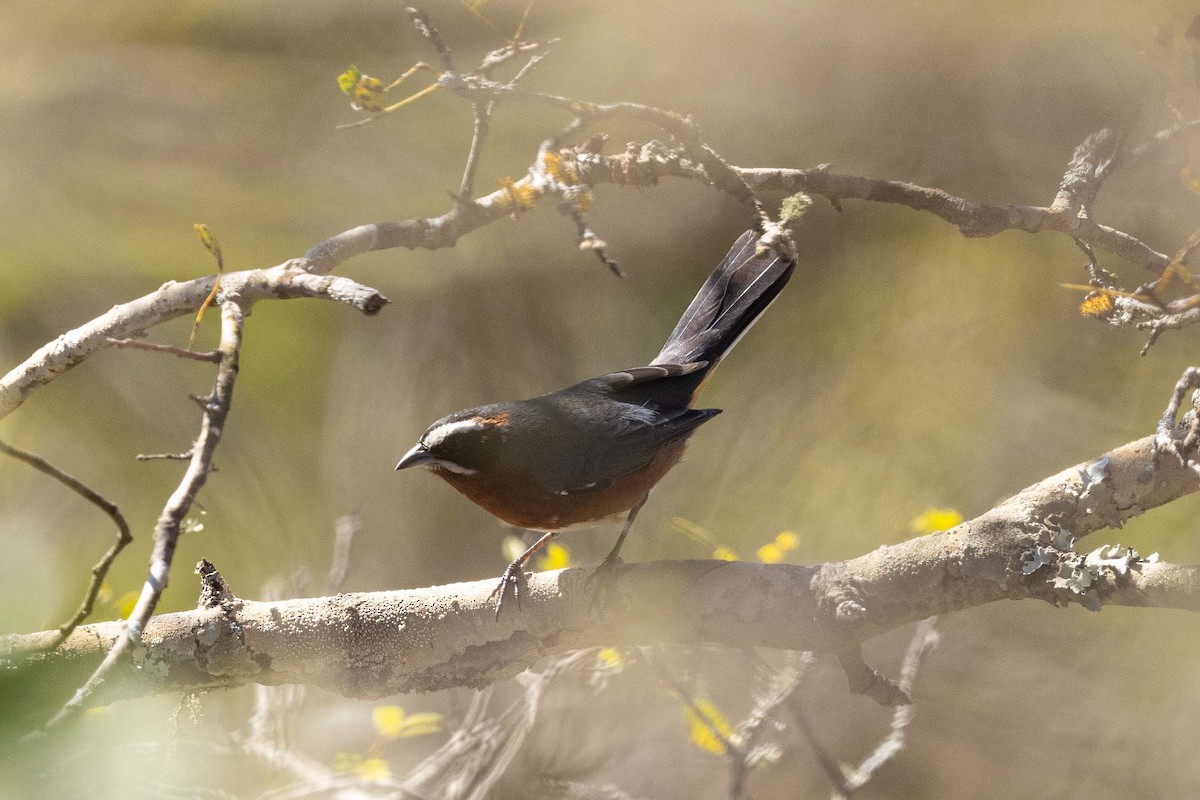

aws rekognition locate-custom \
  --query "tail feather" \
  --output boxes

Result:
[653,230,796,372]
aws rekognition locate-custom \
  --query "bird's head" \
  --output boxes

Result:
[394,406,511,476]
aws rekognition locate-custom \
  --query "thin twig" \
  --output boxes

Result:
[1049,128,1115,218]
[731,650,816,798]
[106,338,221,363]
[459,43,554,199]
[36,300,245,733]
[136,451,195,463]
[404,6,456,72]
[0,439,132,653]
[840,618,940,795]
[645,649,747,800]
[1155,366,1200,470]
[460,102,492,200]
[790,693,852,799]
[477,40,552,76]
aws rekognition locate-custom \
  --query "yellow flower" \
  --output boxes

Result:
[774,531,800,551]
[116,590,139,620]
[372,705,444,739]
[909,507,963,534]
[357,758,392,782]
[336,753,394,782]
[596,647,624,672]
[756,543,785,563]
[536,542,571,571]
[712,546,739,561]
[684,697,733,756]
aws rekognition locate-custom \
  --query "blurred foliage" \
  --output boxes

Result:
[3,0,1200,798]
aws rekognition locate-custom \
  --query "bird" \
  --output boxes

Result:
[395,228,796,615]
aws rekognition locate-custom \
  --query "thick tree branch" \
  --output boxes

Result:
[3,433,1196,714]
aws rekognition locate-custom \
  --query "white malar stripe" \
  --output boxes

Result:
[423,418,485,448]
[434,459,477,475]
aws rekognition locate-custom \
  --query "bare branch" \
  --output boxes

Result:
[0,267,386,421]
[36,301,245,731]
[106,338,221,363]
[835,646,911,707]
[1049,128,1116,218]
[14,114,1193,424]
[558,141,1175,273]
[0,439,133,653]
[136,451,195,463]
[839,618,940,796]
[794,702,852,799]
[477,39,557,77]
[403,6,455,73]
[459,102,492,200]
[1155,366,1200,471]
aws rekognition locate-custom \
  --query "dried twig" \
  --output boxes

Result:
[644,649,747,800]
[838,618,940,797]
[459,102,492,200]
[106,338,221,363]
[0,439,132,653]
[459,44,554,199]
[404,6,456,73]
[789,622,939,800]
[1155,366,1200,471]
[135,451,195,463]
[37,301,246,732]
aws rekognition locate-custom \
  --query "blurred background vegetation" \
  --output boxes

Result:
[3,0,1200,797]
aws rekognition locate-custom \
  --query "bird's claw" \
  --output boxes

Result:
[489,560,527,620]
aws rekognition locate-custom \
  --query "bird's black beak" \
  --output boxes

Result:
[395,443,434,470]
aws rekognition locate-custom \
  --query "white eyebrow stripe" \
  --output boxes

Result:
[424,418,485,448]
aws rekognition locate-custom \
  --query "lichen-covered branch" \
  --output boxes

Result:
[4,431,1196,715]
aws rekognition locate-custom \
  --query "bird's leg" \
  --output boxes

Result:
[601,493,648,568]
[586,495,649,611]
[489,530,558,620]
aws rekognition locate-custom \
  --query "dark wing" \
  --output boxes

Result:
[523,374,720,494]
[548,405,720,495]
[567,363,709,414]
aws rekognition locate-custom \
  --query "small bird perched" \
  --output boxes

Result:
[395,228,796,615]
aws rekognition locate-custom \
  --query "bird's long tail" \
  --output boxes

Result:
[653,229,796,376]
